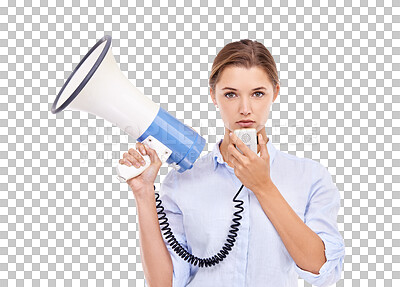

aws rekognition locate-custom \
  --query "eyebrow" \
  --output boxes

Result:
[221,86,267,91]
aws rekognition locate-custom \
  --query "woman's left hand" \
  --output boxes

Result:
[227,132,273,193]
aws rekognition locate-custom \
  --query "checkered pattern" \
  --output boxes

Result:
[0,0,399,286]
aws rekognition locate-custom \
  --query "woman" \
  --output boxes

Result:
[119,40,345,287]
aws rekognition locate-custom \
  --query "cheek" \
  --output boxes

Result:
[218,105,234,120]
[260,110,270,122]
[220,110,237,130]
[253,106,271,130]
[258,103,272,120]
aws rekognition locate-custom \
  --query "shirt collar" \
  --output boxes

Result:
[212,136,277,171]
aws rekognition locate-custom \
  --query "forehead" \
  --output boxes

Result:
[216,66,273,89]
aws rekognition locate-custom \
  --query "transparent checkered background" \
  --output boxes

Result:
[0,0,399,286]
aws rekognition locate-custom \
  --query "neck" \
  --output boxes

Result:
[219,127,269,167]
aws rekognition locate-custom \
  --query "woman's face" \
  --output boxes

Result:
[210,65,280,133]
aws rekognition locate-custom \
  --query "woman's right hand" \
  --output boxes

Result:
[119,142,162,197]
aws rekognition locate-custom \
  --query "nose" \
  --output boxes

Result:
[240,96,252,115]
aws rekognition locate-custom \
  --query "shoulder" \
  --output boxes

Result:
[180,150,214,175]
[274,150,339,205]
[161,151,215,187]
[159,151,216,204]
[273,149,335,196]
[279,152,339,200]
[274,148,323,177]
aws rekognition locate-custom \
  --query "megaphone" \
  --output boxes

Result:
[51,35,206,182]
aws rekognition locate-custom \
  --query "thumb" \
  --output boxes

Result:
[144,144,161,164]
[258,134,269,160]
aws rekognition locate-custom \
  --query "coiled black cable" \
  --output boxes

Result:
[154,184,245,268]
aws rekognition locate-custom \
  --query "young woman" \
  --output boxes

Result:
[119,40,345,287]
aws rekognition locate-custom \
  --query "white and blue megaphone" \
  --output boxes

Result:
[51,35,206,182]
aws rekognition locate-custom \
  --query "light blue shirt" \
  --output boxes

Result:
[146,138,345,287]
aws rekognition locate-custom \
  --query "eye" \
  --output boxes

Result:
[253,91,264,97]
[224,92,236,99]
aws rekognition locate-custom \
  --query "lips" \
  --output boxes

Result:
[237,121,255,127]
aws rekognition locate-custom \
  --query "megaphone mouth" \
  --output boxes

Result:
[51,35,112,114]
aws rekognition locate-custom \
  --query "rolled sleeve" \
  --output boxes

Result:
[295,163,345,287]
[144,170,190,287]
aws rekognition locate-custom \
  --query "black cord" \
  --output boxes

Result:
[154,184,245,268]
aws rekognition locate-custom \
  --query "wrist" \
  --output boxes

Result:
[133,184,156,202]
[254,182,283,211]
[253,180,275,196]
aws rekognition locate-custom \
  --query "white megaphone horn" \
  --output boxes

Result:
[51,35,206,182]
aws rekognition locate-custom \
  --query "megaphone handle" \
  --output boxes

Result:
[116,136,172,183]
[115,151,152,182]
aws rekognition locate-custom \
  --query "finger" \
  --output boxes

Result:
[230,154,239,169]
[228,132,247,158]
[119,158,132,167]
[230,156,235,168]
[124,151,146,167]
[143,144,161,164]
[229,132,251,157]
[123,158,136,167]
[227,143,245,165]
[136,142,146,155]
[258,134,269,160]
[128,148,146,162]
[123,155,142,168]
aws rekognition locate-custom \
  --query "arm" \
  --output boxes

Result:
[253,164,345,287]
[227,133,344,285]
[253,182,326,274]
[227,132,327,272]
[135,185,173,287]
[122,144,173,287]
[138,176,192,287]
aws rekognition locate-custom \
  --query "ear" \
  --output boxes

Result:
[273,83,280,103]
[210,88,217,106]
